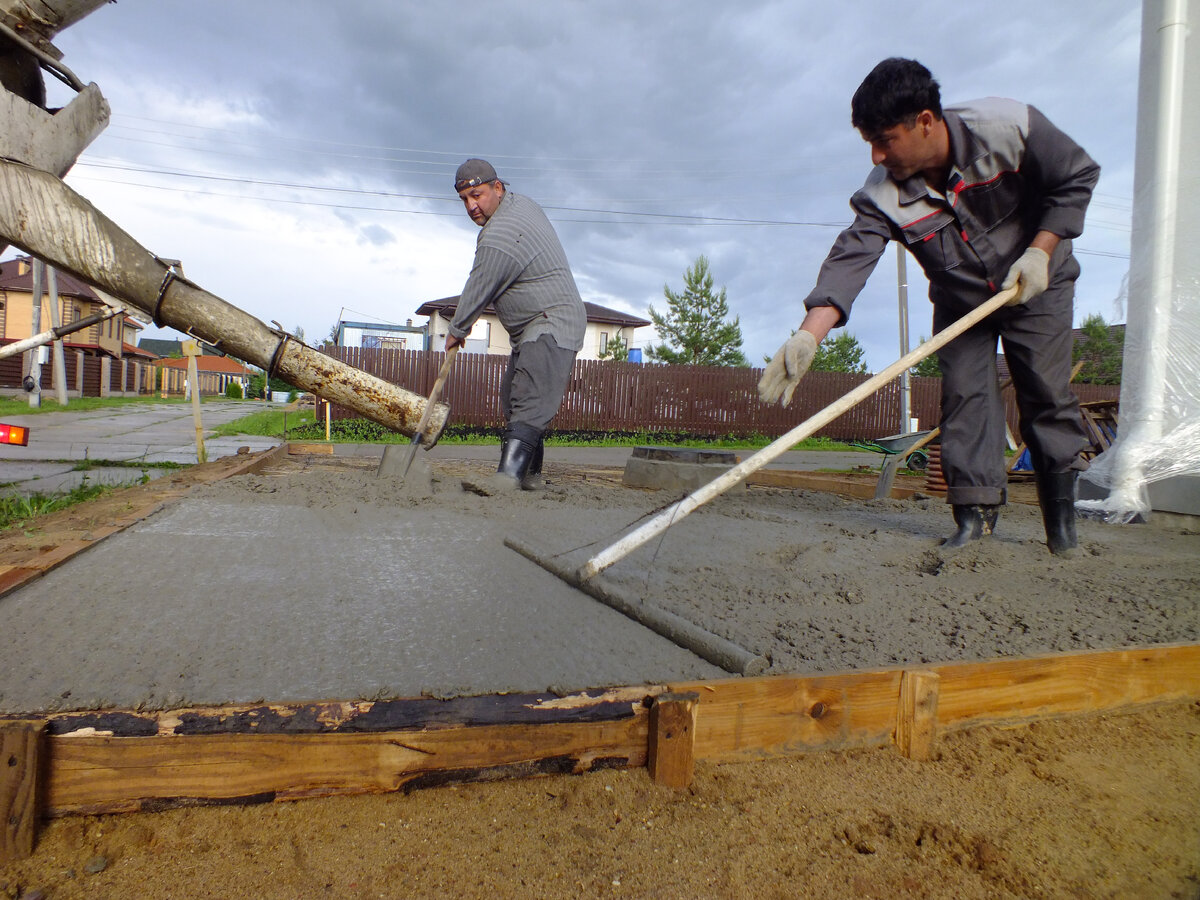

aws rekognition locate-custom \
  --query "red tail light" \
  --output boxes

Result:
[0,423,30,446]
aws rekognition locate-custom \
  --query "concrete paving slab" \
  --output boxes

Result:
[0,495,724,713]
[0,401,281,493]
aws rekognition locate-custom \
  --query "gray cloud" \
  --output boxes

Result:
[45,0,1137,369]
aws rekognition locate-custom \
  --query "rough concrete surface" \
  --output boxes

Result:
[0,449,1196,715]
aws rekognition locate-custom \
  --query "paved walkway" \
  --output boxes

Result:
[0,400,281,495]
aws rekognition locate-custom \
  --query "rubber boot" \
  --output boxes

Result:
[521,437,546,491]
[942,504,1000,549]
[485,436,536,494]
[1037,471,1078,557]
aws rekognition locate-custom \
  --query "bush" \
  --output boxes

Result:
[225,382,244,399]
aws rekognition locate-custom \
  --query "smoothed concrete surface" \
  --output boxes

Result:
[0,493,723,713]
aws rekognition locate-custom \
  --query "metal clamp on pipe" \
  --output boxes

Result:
[266,322,294,382]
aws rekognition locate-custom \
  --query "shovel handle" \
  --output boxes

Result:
[576,285,1019,581]
[410,345,459,444]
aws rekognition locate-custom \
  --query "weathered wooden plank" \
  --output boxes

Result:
[670,670,904,762]
[28,686,656,738]
[288,442,334,456]
[1,720,44,864]
[45,717,649,815]
[930,642,1200,729]
[896,670,940,760]
[674,644,1200,764]
[648,692,698,789]
[745,469,921,500]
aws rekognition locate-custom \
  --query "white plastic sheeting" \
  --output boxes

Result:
[1080,0,1200,522]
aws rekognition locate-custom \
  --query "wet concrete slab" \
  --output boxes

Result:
[0,493,724,713]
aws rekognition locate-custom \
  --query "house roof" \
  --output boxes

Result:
[0,257,101,300]
[414,296,651,328]
[123,342,159,360]
[157,355,253,375]
[1,256,146,331]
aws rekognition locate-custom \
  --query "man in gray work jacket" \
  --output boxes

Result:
[758,58,1099,555]
[446,159,586,492]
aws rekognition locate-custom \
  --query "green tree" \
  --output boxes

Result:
[1073,313,1123,384]
[599,332,629,361]
[910,336,942,377]
[810,332,868,374]
[646,256,749,367]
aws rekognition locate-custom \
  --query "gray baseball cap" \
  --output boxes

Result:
[454,159,500,192]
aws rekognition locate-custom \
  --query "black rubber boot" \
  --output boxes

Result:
[488,436,536,493]
[942,504,1000,549]
[521,437,545,491]
[1037,471,1079,556]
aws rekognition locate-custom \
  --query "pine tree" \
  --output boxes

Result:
[810,332,868,373]
[910,336,942,377]
[1072,313,1123,384]
[599,332,630,361]
[646,256,748,367]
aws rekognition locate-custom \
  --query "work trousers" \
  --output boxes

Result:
[500,334,578,447]
[934,282,1087,505]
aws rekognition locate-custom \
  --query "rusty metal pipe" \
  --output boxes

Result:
[0,158,448,441]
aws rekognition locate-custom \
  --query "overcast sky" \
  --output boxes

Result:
[17,0,1141,370]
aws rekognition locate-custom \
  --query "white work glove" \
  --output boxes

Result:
[758,330,818,406]
[1001,247,1050,305]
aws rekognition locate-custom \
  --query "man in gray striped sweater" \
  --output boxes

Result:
[446,159,586,492]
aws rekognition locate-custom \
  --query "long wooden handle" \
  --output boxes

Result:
[411,345,459,443]
[577,285,1019,581]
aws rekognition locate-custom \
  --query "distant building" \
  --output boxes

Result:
[333,319,427,351]
[414,297,651,360]
[156,354,253,397]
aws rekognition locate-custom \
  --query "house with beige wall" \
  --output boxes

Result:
[415,297,650,360]
[0,256,149,358]
[0,256,158,395]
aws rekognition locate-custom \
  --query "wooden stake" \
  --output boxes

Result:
[648,691,699,789]
[182,340,207,464]
[896,670,940,760]
[1,720,44,864]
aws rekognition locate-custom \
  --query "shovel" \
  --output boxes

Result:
[379,345,459,481]
[510,285,1018,584]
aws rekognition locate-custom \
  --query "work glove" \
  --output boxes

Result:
[1001,247,1050,305]
[757,330,818,406]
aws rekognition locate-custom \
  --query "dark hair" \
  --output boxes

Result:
[851,58,942,137]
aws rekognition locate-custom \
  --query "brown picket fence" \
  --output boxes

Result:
[321,347,1119,441]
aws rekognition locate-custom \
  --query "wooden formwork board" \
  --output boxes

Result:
[3,642,1197,857]
[672,642,1200,763]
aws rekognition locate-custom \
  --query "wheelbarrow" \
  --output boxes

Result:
[852,430,935,471]
[850,429,937,499]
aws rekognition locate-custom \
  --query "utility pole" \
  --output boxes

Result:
[25,260,44,407]
[46,265,69,405]
[896,244,912,432]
